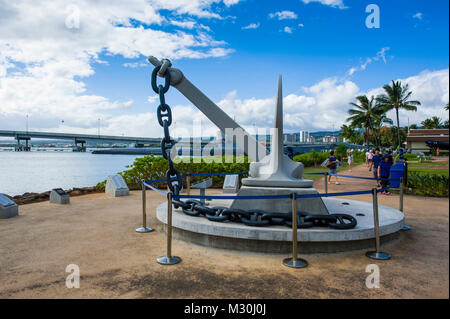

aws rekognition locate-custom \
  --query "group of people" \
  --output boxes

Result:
[324,149,353,185]
[324,148,395,195]
[366,148,395,195]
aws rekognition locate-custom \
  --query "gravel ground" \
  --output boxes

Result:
[0,164,448,299]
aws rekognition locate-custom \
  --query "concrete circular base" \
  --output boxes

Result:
[156,198,405,253]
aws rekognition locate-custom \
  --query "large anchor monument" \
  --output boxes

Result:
[148,56,328,215]
[150,56,405,255]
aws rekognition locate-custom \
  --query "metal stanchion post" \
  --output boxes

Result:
[157,192,181,265]
[136,180,154,233]
[366,188,391,260]
[283,193,308,268]
[186,174,191,195]
[400,177,410,230]
[324,172,328,194]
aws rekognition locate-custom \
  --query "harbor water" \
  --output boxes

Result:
[0,149,141,196]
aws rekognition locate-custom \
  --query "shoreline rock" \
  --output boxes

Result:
[5,187,104,205]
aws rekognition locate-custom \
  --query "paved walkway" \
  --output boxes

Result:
[0,164,448,299]
[313,162,380,194]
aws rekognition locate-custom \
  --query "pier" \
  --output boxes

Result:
[0,130,161,152]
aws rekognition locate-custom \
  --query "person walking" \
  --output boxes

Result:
[372,148,382,187]
[347,150,354,172]
[326,150,340,185]
[365,150,370,167]
[378,154,394,195]
[368,150,374,171]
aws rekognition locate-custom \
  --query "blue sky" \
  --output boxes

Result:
[0,0,448,137]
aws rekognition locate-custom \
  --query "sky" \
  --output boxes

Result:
[0,0,448,139]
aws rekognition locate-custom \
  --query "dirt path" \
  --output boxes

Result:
[0,164,448,299]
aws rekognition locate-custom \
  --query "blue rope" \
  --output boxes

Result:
[304,172,390,181]
[143,171,391,199]
[187,172,248,177]
[144,171,248,184]
[172,189,378,200]
[143,181,168,196]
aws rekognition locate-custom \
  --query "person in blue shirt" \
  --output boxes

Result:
[378,154,395,195]
[371,148,382,187]
[326,150,340,185]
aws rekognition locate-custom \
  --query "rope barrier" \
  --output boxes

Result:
[143,172,390,200]
[143,181,168,196]
[304,172,390,181]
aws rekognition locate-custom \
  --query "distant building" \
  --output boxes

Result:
[306,136,316,143]
[283,134,296,143]
[406,129,449,153]
[322,136,338,143]
[299,130,309,143]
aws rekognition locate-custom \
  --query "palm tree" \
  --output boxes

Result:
[445,103,449,111]
[376,80,421,148]
[421,116,443,129]
[346,95,385,147]
[372,113,393,147]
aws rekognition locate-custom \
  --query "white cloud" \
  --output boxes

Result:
[14,68,446,138]
[170,20,196,29]
[242,23,260,30]
[301,0,347,9]
[366,69,449,126]
[150,0,241,19]
[223,0,241,6]
[283,26,293,34]
[347,47,390,75]
[298,23,304,27]
[0,1,235,132]
[147,95,159,104]
[161,69,449,137]
[412,12,423,20]
[269,11,298,20]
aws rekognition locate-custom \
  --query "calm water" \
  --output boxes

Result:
[0,149,141,196]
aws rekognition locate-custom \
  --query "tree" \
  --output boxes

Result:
[339,124,361,144]
[445,103,449,111]
[421,116,443,129]
[346,95,385,147]
[376,80,421,148]
[335,143,348,160]
[372,113,393,148]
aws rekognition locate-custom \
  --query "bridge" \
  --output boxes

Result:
[282,142,365,156]
[0,130,161,152]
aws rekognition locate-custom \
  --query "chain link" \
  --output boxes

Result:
[176,201,357,229]
[150,62,357,230]
[151,63,182,196]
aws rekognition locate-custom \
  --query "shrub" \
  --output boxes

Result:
[404,153,418,161]
[335,143,348,159]
[97,155,250,190]
[293,152,329,167]
[406,171,449,197]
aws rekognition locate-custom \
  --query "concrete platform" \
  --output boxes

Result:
[156,198,405,253]
[230,186,329,215]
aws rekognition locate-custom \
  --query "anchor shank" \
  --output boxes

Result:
[173,75,268,161]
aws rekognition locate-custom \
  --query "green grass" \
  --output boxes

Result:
[303,163,355,181]
[303,167,328,181]
[408,168,449,177]
[408,161,449,167]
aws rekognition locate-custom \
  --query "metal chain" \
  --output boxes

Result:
[150,62,357,230]
[171,199,357,229]
[151,62,182,196]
